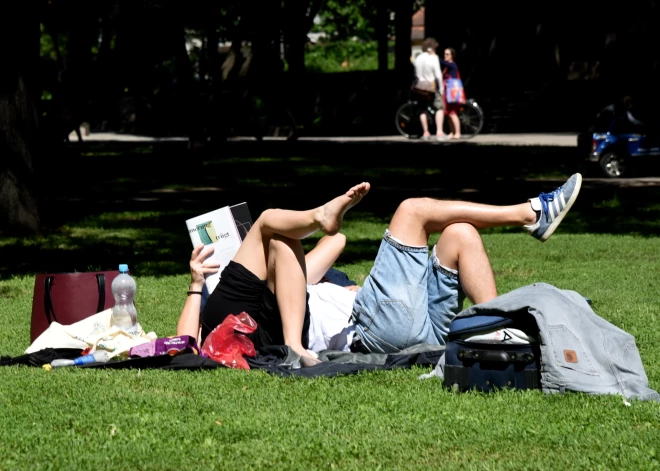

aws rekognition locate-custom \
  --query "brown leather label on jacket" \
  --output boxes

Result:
[564,350,578,363]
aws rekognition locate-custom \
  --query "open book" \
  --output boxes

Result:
[185,202,253,295]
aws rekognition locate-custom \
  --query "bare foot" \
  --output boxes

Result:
[289,345,322,367]
[299,356,322,368]
[315,182,371,235]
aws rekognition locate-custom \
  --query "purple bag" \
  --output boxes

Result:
[129,335,200,358]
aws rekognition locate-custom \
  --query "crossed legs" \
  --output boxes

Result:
[388,197,537,305]
[230,182,370,360]
[265,233,347,361]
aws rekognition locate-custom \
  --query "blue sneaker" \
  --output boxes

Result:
[524,173,582,242]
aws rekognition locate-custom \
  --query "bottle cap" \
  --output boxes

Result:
[119,264,129,272]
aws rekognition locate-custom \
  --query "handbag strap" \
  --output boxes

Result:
[44,276,57,324]
[96,274,106,313]
[42,273,107,327]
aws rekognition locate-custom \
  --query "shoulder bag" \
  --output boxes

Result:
[30,271,120,342]
[444,70,467,104]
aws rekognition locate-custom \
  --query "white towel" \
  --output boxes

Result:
[26,309,157,358]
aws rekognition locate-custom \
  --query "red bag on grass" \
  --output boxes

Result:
[30,271,120,343]
[200,312,258,370]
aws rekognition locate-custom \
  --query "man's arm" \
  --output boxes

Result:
[433,56,444,94]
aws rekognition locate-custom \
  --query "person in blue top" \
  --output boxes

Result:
[439,47,463,139]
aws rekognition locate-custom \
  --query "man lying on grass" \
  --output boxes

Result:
[177,174,582,365]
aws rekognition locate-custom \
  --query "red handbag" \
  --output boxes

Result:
[30,271,120,343]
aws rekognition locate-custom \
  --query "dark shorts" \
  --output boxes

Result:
[200,260,310,350]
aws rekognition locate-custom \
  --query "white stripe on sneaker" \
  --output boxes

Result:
[552,198,560,219]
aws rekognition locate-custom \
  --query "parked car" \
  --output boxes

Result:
[578,102,660,178]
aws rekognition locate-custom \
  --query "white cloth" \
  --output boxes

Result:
[414,51,444,94]
[306,282,356,353]
[26,309,158,359]
[462,328,534,344]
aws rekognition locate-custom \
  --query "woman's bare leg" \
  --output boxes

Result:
[388,197,537,247]
[305,233,347,285]
[449,113,461,138]
[266,235,319,363]
[233,182,370,280]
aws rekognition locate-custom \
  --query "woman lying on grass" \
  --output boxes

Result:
[177,182,371,366]
[177,174,582,365]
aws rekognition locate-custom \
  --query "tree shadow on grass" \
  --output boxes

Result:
[2,139,659,280]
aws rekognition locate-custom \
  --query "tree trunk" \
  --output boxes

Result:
[0,3,41,235]
[393,0,413,87]
[376,1,389,73]
[283,0,325,78]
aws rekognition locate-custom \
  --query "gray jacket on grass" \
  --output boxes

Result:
[451,282,659,401]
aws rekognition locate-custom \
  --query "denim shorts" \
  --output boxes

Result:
[351,230,465,353]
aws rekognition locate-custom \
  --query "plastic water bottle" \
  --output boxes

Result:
[44,350,111,370]
[110,264,138,334]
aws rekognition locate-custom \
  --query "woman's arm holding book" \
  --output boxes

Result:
[176,245,220,340]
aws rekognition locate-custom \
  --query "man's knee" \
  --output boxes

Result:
[441,223,483,248]
[436,223,485,270]
[395,197,434,217]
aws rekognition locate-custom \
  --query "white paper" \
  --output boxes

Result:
[185,204,249,294]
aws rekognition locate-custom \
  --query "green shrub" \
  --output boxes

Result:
[304,39,395,73]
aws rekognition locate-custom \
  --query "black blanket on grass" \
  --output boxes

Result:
[0,346,444,378]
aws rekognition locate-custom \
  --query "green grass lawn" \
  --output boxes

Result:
[1,142,659,470]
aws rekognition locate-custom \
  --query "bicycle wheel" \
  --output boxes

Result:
[395,101,423,139]
[458,99,484,138]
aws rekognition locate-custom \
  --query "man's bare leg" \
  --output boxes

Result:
[389,174,582,246]
[388,197,537,247]
[266,235,320,364]
[387,197,532,305]
[420,113,430,138]
[435,109,446,138]
[434,223,498,304]
[233,182,370,280]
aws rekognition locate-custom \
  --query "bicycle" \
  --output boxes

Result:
[395,98,484,139]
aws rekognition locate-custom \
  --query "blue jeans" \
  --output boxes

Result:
[352,230,465,353]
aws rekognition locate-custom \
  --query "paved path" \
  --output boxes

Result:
[296,133,580,147]
[70,131,579,147]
